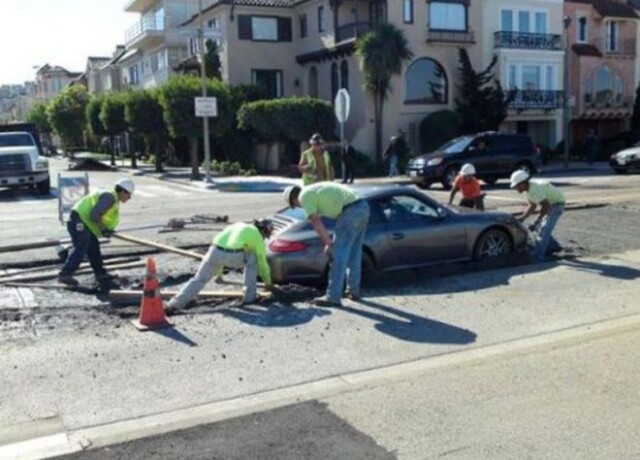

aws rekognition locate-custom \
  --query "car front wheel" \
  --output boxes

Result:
[473,229,513,261]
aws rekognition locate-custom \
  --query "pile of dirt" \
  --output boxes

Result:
[271,284,321,304]
[68,158,115,171]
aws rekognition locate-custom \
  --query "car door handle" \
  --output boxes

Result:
[391,233,405,240]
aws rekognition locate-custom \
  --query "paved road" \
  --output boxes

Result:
[1,160,639,459]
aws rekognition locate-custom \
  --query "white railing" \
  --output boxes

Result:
[125,15,165,45]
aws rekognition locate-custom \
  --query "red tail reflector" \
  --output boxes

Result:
[269,239,310,253]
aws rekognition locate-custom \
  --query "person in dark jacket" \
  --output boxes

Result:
[341,138,356,184]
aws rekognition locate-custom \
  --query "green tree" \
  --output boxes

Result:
[205,39,222,80]
[47,85,89,154]
[100,93,129,167]
[419,110,462,153]
[455,48,510,134]
[86,96,107,138]
[26,103,53,152]
[356,23,413,171]
[159,76,232,180]
[631,81,640,135]
[125,89,167,172]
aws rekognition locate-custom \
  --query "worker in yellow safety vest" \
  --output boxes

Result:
[57,178,134,286]
[298,133,335,186]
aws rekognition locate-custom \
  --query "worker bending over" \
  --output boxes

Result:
[167,219,275,309]
[283,182,370,307]
[58,177,134,287]
[510,170,565,262]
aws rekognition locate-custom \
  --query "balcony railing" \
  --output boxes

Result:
[335,22,371,43]
[507,90,564,111]
[494,31,562,50]
[125,15,165,45]
[426,29,475,44]
[591,36,636,57]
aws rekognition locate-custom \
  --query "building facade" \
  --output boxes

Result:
[35,65,83,103]
[565,0,639,146]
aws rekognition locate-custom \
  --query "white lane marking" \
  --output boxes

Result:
[9,313,640,459]
[131,189,156,198]
[144,185,192,197]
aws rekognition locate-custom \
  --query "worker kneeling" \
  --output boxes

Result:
[167,219,275,310]
[448,163,484,210]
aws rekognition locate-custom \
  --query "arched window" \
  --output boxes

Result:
[595,65,613,104]
[340,60,349,92]
[331,62,339,100]
[308,66,318,97]
[404,58,447,104]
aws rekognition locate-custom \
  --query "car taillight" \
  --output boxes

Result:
[268,239,310,253]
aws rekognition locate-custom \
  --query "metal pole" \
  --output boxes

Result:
[563,17,572,170]
[199,0,212,183]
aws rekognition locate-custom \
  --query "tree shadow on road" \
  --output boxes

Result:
[337,299,476,344]
[560,257,640,280]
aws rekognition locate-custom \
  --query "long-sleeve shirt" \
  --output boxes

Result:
[213,222,272,285]
[90,192,117,231]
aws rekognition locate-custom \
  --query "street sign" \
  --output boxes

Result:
[195,97,217,117]
[334,89,350,123]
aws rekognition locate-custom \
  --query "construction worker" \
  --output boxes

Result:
[57,177,134,286]
[298,133,335,185]
[448,163,485,210]
[283,183,370,307]
[167,219,275,310]
[510,170,565,262]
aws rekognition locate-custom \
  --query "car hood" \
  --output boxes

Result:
[0,146,37,155]
[614,146,640,159]
[411,150,445,162]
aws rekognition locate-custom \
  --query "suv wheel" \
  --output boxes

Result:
[441,166,459,190]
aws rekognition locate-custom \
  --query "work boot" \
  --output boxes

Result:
[313,295,343,308]
[57,274,79,287]
[344,291,361,302]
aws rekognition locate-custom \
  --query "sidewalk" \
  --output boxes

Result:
[67,153,614,193]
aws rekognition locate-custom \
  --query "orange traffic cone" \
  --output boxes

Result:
[131,257,172,331]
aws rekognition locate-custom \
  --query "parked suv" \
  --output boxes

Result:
[406,132,541,190]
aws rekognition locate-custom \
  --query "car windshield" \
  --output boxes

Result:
[439,136,474,155]
[0,133,34,147]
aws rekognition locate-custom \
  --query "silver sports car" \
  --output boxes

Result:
[266,186,527,284]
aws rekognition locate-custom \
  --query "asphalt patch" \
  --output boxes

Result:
[54,401,396,460]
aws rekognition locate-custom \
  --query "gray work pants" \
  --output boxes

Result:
[168,246,257,309]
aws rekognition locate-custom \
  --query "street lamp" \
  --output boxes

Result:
[563,16,572,170]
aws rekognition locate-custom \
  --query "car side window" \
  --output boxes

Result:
[380,195,439,222]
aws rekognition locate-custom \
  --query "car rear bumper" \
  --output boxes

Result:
[267,248,327,284]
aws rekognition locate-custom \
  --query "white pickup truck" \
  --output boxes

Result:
[0,130,50,194]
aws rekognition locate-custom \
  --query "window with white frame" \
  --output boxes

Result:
[507,63,558,91]
[501,8,548,33]
[403,0,413,24]
[577,16,588,43]
[429,2,466,31]
[318,6,325,32]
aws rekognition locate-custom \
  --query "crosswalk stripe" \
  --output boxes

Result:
[144,185,192,197]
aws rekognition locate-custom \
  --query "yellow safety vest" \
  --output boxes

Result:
[73,190,120,238]
[301,148,332,186]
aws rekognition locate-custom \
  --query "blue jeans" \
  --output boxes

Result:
[534,203,564,262]
[59,212,107,278]
[326,201,370,302]
[388,155,399,177]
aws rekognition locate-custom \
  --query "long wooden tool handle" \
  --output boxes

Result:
[112,232,204,260]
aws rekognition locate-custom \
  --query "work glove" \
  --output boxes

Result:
[102,229,114,238]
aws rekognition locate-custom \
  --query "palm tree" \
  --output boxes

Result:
[356,23,413,171]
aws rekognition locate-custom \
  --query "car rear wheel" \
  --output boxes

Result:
[441,166,459,190]
[473,229,513,261]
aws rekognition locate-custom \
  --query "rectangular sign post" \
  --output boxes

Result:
[195,97,218,117]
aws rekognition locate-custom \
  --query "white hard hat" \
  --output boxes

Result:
[283,185,300,207]
[115,177,135,195]
[460,163,476,176]
[510,170,529,188]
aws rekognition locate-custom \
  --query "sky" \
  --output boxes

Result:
[0,0,135,85]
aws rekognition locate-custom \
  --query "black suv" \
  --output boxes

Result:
[406,132,541,190]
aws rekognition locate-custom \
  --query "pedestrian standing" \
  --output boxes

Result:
[584,129,599,164]
[383,136,400,177]
[341,138,356,184]
[57,178,135,286]
[298,133,335,186]
[510,170,565,262]
[448,163,484,210]
[283,183,370,307]
[167,220,275,310]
